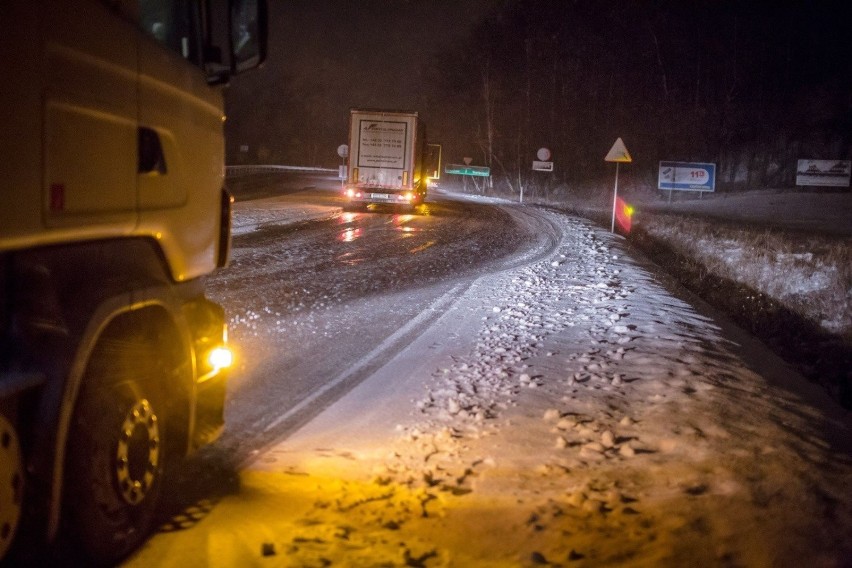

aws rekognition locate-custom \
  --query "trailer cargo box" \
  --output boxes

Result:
[344,109,427,211]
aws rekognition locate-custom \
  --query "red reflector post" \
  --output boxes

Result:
[615,197,633,234]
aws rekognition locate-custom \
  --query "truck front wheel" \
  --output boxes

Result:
[63,334,167,564]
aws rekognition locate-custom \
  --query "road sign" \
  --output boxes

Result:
[337,144,349,158]
[658,161,716,192]
[605,138,632,163]
[532,161,553,172]
[605,138,632,233]
[445,164,490,177]
[537,147,551,161]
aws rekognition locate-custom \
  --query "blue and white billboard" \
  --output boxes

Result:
[658,161,716,192]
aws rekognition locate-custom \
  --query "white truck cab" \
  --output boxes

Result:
[0,0,266,563]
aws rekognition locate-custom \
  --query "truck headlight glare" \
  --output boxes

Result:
[207,346,233,371]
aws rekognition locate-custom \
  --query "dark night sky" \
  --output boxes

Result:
[269,0,503,107]
[225,1,504,163]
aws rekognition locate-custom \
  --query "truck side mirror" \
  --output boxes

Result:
[229,0,267,73]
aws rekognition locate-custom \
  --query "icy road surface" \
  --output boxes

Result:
[128,193,852,567]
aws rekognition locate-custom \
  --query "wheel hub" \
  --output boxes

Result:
[0,414,23,560]
[115,399,160,505]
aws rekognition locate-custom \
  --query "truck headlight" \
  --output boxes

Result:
[207,346,233,371]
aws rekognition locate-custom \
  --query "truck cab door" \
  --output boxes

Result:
[42,0,138,231]
[136,0,225,280]
[135,0,267,281]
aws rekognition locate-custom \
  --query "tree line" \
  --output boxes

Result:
[425,0,851,197]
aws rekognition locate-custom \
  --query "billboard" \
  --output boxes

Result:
[658,161,716,192]
[796,160,851,187]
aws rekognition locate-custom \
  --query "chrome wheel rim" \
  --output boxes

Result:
[115,399,160,505]
[0,414,23,559]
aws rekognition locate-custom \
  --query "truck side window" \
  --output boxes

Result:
[139,0,202,64]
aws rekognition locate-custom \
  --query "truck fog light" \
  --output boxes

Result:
[207,346,233,371]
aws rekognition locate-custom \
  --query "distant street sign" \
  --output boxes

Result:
[605,138,632,163]
[337,144,349,158]
[532,161,553,172]
[796,159,851,187]
[463,157,473,165]
[446,164,490,177]
[537,147,551,161]
[338,165,347,180]
[658,161,716,192]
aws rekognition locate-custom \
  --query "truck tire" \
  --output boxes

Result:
[0,413,23,561]
[63,334,168,565]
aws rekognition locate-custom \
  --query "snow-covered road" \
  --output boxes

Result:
[127,195,852,567]
[202,191,555,463]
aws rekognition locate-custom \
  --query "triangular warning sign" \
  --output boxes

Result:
[605,138,632,163]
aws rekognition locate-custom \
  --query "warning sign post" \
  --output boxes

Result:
[605,138,632,233]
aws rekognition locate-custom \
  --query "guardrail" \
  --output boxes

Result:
[226,165,337,177]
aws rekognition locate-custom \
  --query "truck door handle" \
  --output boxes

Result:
[138,127,167,174]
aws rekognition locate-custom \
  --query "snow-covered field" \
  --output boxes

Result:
[636,189,852,236]
[632,190,852,338]
[128,195,852,567]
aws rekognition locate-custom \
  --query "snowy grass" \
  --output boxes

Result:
[635,213,852,339]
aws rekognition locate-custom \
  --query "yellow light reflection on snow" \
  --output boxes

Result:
[392,214,420,237]
[339,227,362,242]
[393,214,415,224]
[409,240,436,254]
